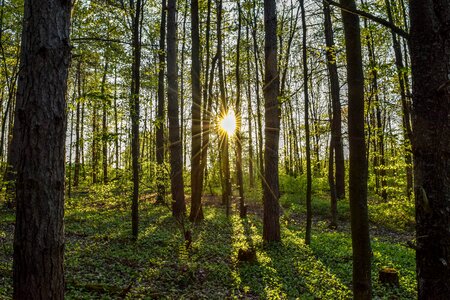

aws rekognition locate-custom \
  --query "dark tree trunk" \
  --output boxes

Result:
[235,1,245,218]
[323,1,345,199]
[156,0,167,204]
[130,0,142,239]
[113,67,120,171]
[101,61,109,184]
[12,0,71,297]
[167,0,186,219]
[301,0,312,246]
[189,0,204,223]
[216,0,231,211]
[74,60,81,187]
[340,0,372,298]
[409,1,450,298]
[262,0,280,243]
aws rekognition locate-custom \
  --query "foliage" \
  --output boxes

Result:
[0,186,416,299]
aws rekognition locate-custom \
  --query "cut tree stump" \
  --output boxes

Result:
[379,267,399,286]
[238,248,256,263]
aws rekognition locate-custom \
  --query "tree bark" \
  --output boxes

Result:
[301,0,312,246]
[189,0,204,222]
[12,0,71,297]
[130,0,142,239]
[262,0,281,243]
[409,1,450,298]
[340,0,372,298]
[167,0,186,219]
[323,1,345,199]
[156,0,167,204]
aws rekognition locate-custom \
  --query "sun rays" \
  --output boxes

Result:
[219,109,237,136]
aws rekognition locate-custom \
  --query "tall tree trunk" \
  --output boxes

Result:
[189,0,204,222]
[246,28,255,188]
[12,0,71,297]
[130,0,142,239]
[101,61,109,184]
[385,0,413,200]
[235,0,244,217]
[340,0,372,298]
[410,1,450,297]
[167,0,186,219]
[216,0,231,211]
[323,1,345,199]
[301,0,312,245]
[262,0,280,243]
[114,67,120,171]
[251,1,264,184]
[156,0,167,204]
[74,60,81,187]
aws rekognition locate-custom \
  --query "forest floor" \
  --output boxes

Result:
[0,187,416,299]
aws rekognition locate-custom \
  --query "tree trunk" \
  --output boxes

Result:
[101,61,109,184]
[323,1,345,199]
[156,0,166,204]
[167,0,186,219]
[12,0,71,297]
[409,1,450,297]
[74,60,81,187]
[189,0,204,222]
[340,0,372,298]
[301,0,312,245]
[235,1,244,217]
[130,0,142,239]
[262,0,280,243]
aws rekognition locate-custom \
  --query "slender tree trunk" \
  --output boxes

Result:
[245,24,255,188]
[323,1,345,199]
[101,61,109,184]
[130,0,143,239]
[167,0,186,219]
[156,0,167,204]
[74,60,81,187]
[385,0,413,200]
[340,0,371,297]
[409,1,450,297]
[301,0,312,246]
[262,0,280,243]
[189,0,204,222]
[216,0,231,211]
[114,67,120,171]
[12,0,71,297]
[233,1,245,210]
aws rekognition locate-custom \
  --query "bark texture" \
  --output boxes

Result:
[409,1,450,298]
[262,0,281,242]
[167,0,186,219]
[340,0,372,298]
[12,0,71,298]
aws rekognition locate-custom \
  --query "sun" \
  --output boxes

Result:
[219,109,237,136]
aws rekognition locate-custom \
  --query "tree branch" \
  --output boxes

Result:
[325,0,409,40]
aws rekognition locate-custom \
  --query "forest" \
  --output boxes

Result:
[0,0,449,299]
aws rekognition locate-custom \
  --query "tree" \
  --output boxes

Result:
[156,0,167,204]
[409,1,450,297]
[339,0,371,298]
[130,0,143,239]
[167,0,186,219]
[262,0,280,243]
[323,0,345,200]
[300,0,312,245]
[189,0,204,223]
[12,0,71,297]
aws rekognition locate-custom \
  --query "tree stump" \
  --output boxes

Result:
[238,248,256,263]
[379,267,399,286]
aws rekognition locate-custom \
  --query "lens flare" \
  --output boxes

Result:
[219,110,237,136]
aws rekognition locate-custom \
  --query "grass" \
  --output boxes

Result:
[0,181,416,299]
